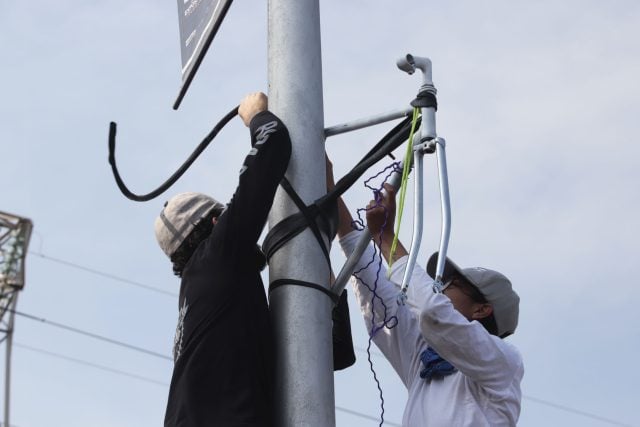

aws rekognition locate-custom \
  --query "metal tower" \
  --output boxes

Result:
[0,211,33,427]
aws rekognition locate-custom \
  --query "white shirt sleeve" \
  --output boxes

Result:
[389,256,523,394]
[338,231,425,387]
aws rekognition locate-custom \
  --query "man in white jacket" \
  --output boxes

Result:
[332,164,524,426]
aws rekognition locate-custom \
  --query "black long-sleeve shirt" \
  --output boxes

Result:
[164,111,291,427]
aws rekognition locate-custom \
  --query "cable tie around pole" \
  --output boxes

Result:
[262,115,418,271]
[269,279,339,305]
[279,178,332,267]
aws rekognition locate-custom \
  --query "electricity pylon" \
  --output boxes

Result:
[0,211,33,427]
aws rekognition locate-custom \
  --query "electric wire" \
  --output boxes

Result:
[10,307,405,423]
[352,346,637,427]
[23,242,637,424]
[14,289,637,426]
[522,396,636,427]
[335,405,401,427]
[346,164,637,427]
[14,342,404,426]
[9,307,172,361]
[13,307,405,423]
[13,305,405,423]
[354,345,384,358]
[18,340,636,427]
[29,250,177,297]
[15,342,169,387]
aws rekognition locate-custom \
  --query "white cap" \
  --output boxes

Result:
[154,192,224,258]
[427,252,520,337]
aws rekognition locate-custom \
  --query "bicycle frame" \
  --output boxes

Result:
[329,54,452,301]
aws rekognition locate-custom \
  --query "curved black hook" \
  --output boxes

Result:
[108,106,239,202]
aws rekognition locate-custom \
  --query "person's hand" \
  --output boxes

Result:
[366,183,396,238]
[238,92,268,127]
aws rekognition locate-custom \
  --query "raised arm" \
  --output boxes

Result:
[366,166,523,393]
[364,183,408,264]
[388,259,524,393]
[218,92,292,251]
[328,158,423,386]
[328,157,401,314]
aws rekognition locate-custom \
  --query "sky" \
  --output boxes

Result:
[2,1,640,426]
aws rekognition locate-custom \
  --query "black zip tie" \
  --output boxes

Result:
[269,279,339,305]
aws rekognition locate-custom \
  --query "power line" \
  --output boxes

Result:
[15,342,169,387]
[29,250,177,297]
[15,308,402,424]
[15,332,635,427]
[15,342,403,426]
[523,395,637,427]
[335,405,401,427]
[10,307,172,361]
[351,347,636,426]
[26,252,382,360]
[354,345,384,358]
[23,254,636,426]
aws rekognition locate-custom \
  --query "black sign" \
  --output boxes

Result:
[173,0,233,109]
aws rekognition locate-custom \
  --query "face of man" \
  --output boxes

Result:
[442,278,493,322]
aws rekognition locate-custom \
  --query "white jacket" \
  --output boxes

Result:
[340,231,523,427]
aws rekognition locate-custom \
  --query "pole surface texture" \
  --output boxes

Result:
[4,295,17,427]
[268,1,335,426]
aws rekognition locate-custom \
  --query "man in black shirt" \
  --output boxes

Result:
[155,92,354,427]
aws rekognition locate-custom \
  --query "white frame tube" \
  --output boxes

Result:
[324,108,413,137]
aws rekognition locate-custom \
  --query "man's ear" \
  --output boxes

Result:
[471,303,493,321]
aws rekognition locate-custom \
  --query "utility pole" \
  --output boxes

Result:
[0,211,33,427]
[267,1,335,426]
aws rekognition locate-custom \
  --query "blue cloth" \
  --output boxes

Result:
[420,347,457,381]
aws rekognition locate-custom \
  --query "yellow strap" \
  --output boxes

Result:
[387,107,420,274]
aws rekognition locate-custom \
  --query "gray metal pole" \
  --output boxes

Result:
[4,295,17,427]
[268,1,335,427]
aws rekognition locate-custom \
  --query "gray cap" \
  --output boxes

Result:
[427,252,520,337]
[154,192,225,258]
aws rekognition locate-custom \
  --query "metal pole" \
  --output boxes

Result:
[3,295,17,427]
[324,107,413,137]
[1,212,32,427]
[268,1,334,426]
